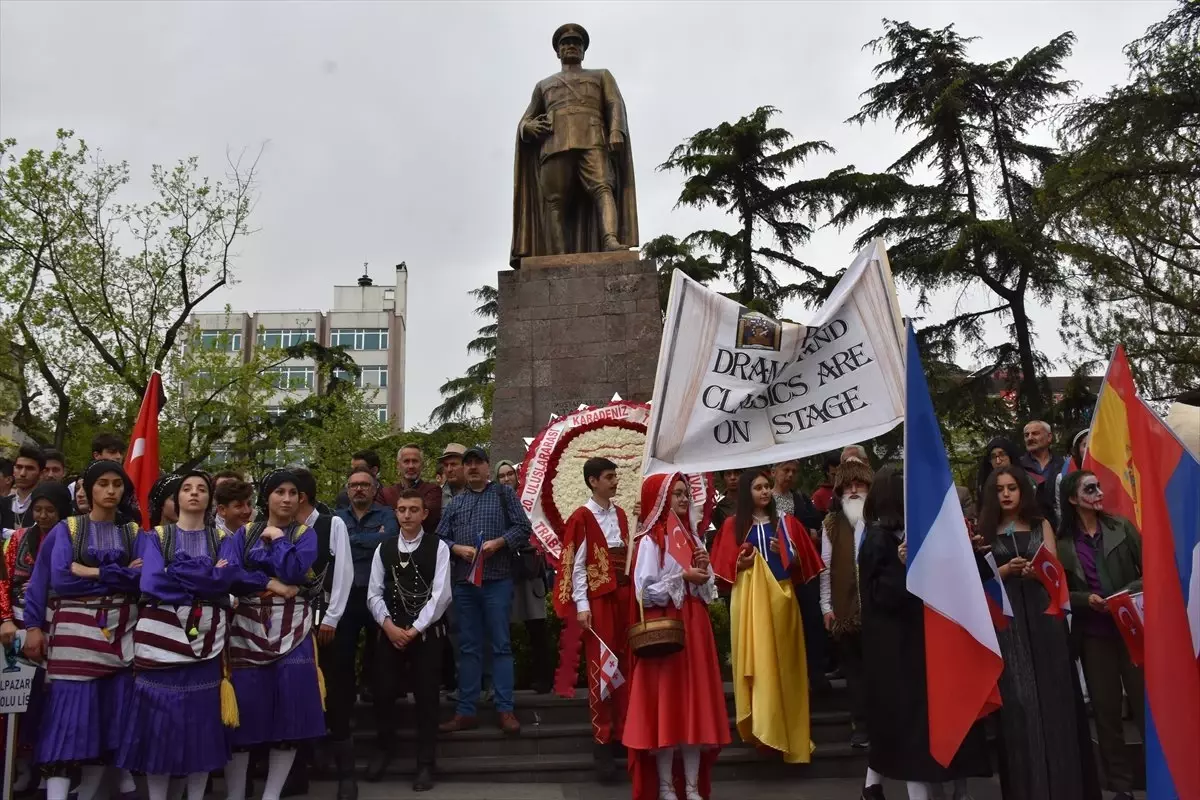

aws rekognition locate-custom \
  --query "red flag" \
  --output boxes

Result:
[124,372,163,529]
[1106,591,1145,667]
[664,514,695,571]
[466,532,485,587]
[1029,543,1071,617]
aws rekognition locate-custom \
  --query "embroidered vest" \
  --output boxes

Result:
[379,534,440,629]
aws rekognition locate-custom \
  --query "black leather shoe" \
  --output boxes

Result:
[365,745,392,784]
[412,765,434,792]
[861,786,887,800]
[333,739,359,800]
[593,741,617,784]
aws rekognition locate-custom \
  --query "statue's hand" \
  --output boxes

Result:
[523,115,552,140]
[609,130,626,151]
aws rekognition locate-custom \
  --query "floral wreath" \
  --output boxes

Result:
[518,399,714,566]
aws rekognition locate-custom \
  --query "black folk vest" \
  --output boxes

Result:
[379,534,440,630]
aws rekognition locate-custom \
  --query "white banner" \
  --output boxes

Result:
[642,238,906,475]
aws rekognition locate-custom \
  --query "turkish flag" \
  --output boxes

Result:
[664,513,695,571]
[124,371,163,529]
[1030,543,1071,618]
[1106,591,1146,666]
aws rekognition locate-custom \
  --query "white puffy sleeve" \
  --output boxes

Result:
[633,533,684,609]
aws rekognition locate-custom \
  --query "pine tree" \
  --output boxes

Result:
[659,106,839,316]
[830,21,1076,417]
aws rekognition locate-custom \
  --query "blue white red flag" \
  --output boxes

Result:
[467,532,485,587]
[981,552,1012,630]
[904,324,1003,767]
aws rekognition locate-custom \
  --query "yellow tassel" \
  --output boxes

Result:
[314,633,326,711]
[220,655,240,728]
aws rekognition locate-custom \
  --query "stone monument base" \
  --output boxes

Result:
[492,251,663,464]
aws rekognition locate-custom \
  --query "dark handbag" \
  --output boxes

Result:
[512,545,546,586]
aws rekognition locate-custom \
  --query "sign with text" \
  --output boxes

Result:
[643,238,905,475]
[0,638,38,714]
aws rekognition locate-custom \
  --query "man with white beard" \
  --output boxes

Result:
[819,457,874,749]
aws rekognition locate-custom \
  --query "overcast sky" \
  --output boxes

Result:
[0,0,1172,427]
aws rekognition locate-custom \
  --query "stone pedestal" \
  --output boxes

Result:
[492,251,663,465]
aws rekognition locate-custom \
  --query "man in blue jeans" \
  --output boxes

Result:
[436,446,531,735]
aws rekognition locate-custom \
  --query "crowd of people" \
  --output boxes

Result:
[0,416,1155,800]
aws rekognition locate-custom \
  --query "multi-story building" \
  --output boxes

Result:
[189,263,408,430]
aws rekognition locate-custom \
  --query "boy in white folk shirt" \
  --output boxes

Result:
[367,489,452,792]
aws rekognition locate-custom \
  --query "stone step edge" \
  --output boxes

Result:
[351,743,864,774]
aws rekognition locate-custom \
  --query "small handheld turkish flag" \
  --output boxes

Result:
[1106,591,1146,666]
[1030,543,1071,618]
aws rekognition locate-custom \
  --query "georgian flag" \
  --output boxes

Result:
[594,633,625,701]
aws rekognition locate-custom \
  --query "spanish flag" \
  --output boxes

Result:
[1082,346,1140,527]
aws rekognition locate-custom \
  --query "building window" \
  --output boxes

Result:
[208,442,232,466]
[200,330,242,352]
[258,329,316,349]
[269,366,315,390]
[330,328,389,351]
[374,405,389,424]
[334,365,388,388]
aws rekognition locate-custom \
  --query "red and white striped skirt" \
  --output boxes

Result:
[228,595,312,667]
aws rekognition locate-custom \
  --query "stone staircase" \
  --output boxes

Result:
[350,680,866,783]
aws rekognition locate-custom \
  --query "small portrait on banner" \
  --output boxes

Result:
[735,310,782,352]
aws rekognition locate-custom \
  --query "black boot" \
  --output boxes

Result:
[593,741,617,784]
[365,740,392,784]
[333,739,359,800]
[280,749,308,798]
[412,764,434,793]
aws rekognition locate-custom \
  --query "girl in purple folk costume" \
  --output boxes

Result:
[21,459,143,800]
[117,471,242,800]
[224,469,326,800]
[0,481,72,792]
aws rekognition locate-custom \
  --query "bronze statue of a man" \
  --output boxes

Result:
[510,23,639,267]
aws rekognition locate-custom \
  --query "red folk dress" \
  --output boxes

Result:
[622,474,730,800]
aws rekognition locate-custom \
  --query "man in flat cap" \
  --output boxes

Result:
[510,23,639,266]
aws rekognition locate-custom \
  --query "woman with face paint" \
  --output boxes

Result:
[116,470,243,800]
[0,481,71,791]
[19,459,144,800]
[1055,471,1144,800]
[977,465,1098,800]
[223,469,325,800]
[623,474,730,800]
[709,468,825,766]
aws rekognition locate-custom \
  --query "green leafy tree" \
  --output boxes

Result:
[1044,1,1199,399]
[830,21,1077,417]
[640,234,722,313]
[431,285,497,424]
[0,130,260,446]
[658,106,839,316]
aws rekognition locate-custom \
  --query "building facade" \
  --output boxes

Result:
[189,264,408,430]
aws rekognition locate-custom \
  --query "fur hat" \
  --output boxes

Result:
[834,457,874,495]
[1166,389,1200,460]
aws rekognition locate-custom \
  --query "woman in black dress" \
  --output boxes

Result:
[978,464,1099,800]
[857,466,990,800]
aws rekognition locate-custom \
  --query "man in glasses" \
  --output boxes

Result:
[333,466,400,766]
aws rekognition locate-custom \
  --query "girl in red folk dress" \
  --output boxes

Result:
[623,473,730,800]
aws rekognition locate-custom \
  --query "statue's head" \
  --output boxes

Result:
[553,23,588,66]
